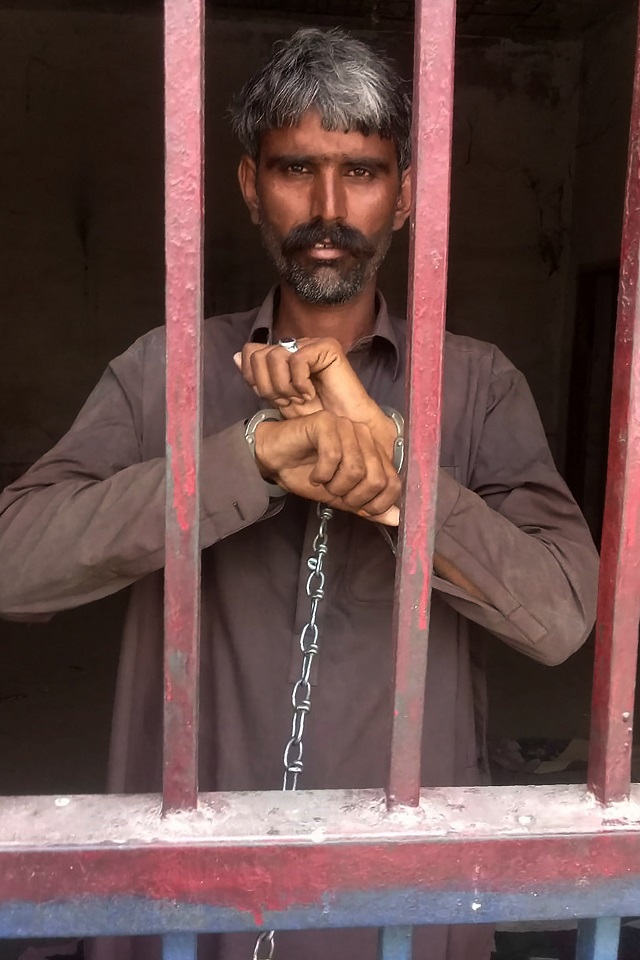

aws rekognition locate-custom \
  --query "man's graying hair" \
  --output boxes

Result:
[230,28,412,172]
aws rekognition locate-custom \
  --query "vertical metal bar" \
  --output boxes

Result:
[378,926,413,960]
[163,934,198,960]
[163,0,205,812]
[576,918,621,960]
[387,0,457,807]
[588,9,640,805]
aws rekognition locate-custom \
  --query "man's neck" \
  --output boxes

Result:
[273,281,378,353]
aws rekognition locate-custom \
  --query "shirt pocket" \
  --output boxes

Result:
[344,464,461,606]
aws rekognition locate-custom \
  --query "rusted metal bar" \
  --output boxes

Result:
[588,10,640,805]
[576,918,621,960]
[163,934,198,960]
[163,0,205,813]
[388,0,457,807]
[1,786,640,938]
[378,926,413,960]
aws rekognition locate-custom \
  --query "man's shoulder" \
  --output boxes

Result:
[444,330,496,362]
[444,330,518,380]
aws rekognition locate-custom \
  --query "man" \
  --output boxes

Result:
[0,27,598,960]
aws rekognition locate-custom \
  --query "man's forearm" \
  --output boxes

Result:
[0,423,271,617]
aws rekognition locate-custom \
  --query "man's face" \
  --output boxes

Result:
[239,110,411,306]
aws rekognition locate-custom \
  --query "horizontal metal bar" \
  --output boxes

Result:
[0,786,639,938]
[576,917,621,960]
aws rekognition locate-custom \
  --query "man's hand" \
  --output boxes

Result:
[234,338,396,456]
[253,410,400,526]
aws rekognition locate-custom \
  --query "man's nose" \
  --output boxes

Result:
[310,169,347,223]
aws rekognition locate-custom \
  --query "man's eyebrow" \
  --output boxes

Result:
[264,153,392,173]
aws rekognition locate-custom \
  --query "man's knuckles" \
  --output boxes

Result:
[266,355,298,397]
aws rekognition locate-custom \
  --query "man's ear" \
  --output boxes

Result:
[392,166,412,231]
[238,155,260,225]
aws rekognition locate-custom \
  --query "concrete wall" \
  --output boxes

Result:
[0,8,617,791]
[449,37,581,452]
[555,3,637,486]
[570,6,637,268]
[487,3,638,743]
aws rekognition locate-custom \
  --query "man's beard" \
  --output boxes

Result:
[258,214,394,306]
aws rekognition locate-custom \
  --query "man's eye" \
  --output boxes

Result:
[285,163,309,175]
[347,167,373,178]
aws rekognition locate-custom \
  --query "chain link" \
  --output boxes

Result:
[252,502,333,959]
[252,931,275,960]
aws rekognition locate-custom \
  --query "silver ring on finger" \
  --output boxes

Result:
[278,337,299,354]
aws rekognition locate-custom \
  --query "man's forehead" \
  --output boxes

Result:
[258,110,396,163]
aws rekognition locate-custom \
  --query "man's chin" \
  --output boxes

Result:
[289,282,362,307]
[278,259,369,306]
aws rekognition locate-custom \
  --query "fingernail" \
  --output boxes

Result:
[233,353,241,367]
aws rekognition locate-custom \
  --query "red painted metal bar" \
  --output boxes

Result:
[2,787,640,937]
[163,0,205,812]
[388,0,456,807]
[588,9,640,805]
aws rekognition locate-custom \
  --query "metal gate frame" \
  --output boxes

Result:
[2,2,640,959]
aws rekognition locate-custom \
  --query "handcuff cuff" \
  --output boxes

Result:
[244,337,404,494]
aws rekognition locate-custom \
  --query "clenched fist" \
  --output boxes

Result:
[235,337,397,459]
[253,410,400,526]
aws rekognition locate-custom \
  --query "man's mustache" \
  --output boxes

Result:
[281,219,375,258]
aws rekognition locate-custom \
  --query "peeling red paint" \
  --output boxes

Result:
[388,0,455,808]
[588,13,640,805]
[163,0,205,814]
[2,833,640,911]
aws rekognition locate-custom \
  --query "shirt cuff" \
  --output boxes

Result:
[200,421,276,547]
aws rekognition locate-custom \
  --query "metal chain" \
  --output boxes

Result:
[252,502,333,960]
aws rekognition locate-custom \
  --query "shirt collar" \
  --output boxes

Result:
[249,286,401,380]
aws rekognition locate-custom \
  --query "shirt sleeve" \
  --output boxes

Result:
[432,351,599,666]
[0,357,273,618]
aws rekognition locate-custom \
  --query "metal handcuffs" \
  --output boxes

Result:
[244,336,405,483]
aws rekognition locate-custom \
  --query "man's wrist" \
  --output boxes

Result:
[252,421,278,479]
[244,411,287,497]
[381,407,405,473]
